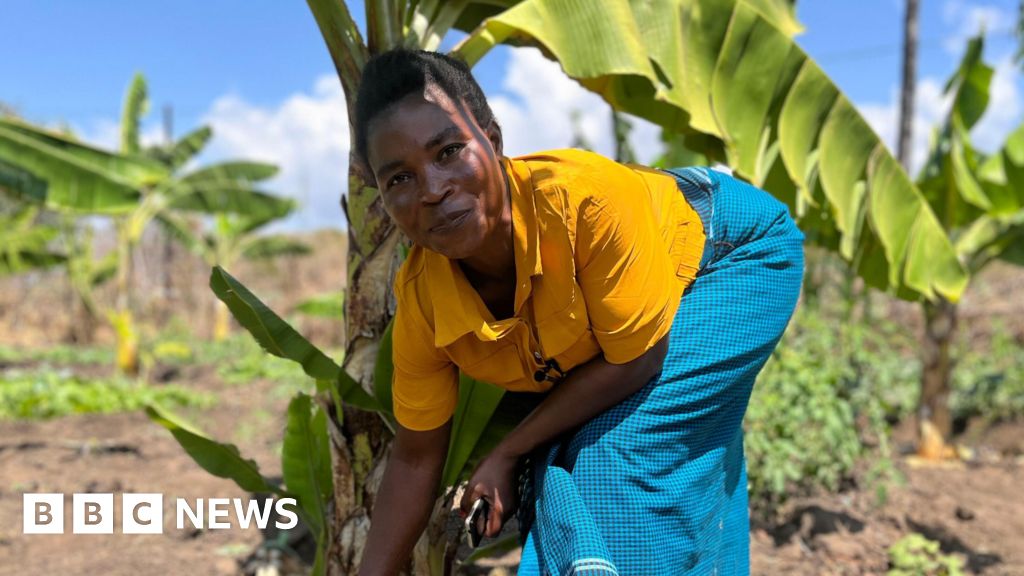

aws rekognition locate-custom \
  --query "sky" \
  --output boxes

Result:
[1,0,1021,231]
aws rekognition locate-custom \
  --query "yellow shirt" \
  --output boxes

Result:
[391,149,705,430]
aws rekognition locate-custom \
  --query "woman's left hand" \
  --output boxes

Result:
[460,447,519,538]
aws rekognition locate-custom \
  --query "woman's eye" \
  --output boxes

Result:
[387,173,410,189]
[440,143,463,160]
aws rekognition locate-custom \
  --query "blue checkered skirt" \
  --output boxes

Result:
[515,167,805,575]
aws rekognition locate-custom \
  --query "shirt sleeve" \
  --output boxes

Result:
[574,182,678,365]
[391,294,459,431]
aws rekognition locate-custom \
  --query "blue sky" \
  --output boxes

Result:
[1,1,1021,230]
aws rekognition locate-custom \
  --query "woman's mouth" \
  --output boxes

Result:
[430,209,471,234]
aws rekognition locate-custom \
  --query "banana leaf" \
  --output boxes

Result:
[451,0,967,302]
[210,266,381,412]
[0,117,165,213]
[146,404,282,494]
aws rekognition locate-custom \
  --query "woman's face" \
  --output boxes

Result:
[366,86,506,260]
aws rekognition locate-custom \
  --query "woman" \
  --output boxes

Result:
[355,49,804,576]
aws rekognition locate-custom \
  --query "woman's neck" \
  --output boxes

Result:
[458,162,515,282]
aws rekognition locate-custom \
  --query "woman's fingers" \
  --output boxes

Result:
[459,483,482,516]
[486,494,504,537]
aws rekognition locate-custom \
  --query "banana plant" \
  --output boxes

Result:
[0,73,294,374]
[912,34,1024,459]
[60,219,118,344]
[159,206,310,341]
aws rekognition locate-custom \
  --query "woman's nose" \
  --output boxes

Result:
[421,169,453,204]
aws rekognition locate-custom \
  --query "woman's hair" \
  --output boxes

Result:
[354,49,497,163]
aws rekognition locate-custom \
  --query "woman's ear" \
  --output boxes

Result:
[486,119,503,158]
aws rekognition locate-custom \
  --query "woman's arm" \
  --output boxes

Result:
[359,418,452,576]
[460,334,669,536]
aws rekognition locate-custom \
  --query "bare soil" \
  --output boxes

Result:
[2,357,1021,575]
[0,362,295,576]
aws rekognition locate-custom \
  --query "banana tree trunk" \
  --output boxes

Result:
[113,219,139,375]
[918,297,958,459]
[213,300,231,341]
[324,159,404,574]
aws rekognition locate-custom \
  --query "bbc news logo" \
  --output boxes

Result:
[23,493,298,534]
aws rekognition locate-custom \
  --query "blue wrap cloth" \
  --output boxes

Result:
[515,166,805,575]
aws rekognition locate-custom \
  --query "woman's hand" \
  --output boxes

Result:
[460,447,519,538]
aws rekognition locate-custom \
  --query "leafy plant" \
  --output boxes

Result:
[950,325,1024,424]
[0,344,114,367]
[887,533,965,576]
[0,369,212,420]
[745,308,914,516]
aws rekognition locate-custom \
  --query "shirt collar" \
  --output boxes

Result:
[429,156,543,347]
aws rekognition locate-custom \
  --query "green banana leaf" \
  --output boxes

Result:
[450,0,967,302]
[0,118,165,213]
[0,158,48,203]
[916,34,1024,276]
[145,404,282,494]
[210,266,381,412]
[282,393,333,538]
[120,73,149,155]
[179,161,279,186]
[978,123,1024,215]
[168,184,295,222]
[373,320,508,490]
[0,207,66,275]
[165,126,213,170]
[372,319,396,416]
[440,374,506,489]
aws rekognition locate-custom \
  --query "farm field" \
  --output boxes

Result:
[1,235,1021,575]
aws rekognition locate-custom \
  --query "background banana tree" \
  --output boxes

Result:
[59,218,118,344]
[0,73,294,373]
[159,208,310,340]
[913,34,1024,459]
[154,0,978,574]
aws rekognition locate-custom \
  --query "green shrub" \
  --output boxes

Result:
[745,307,916,515]
[951,325,1024,424]
[0,369,214,420]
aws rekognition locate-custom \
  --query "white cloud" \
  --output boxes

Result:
[942,1,1014,54]
[199,74,350,232]
[487,47,664,165]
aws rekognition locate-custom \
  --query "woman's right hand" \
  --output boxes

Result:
[358,418,452,576]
